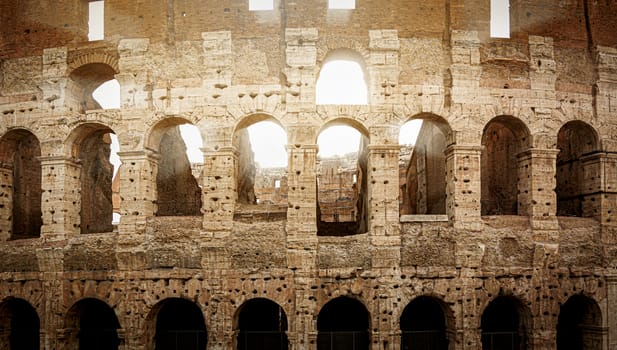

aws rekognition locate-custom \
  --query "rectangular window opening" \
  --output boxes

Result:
[329,0,355,10]
[88,1,104,41]
[249,0,274,11]
[490,0,510,38]
[275,179,281,189]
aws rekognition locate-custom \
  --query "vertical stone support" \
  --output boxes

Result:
[518,149,560,233]
[607,275,617,350]
[445,145,482,229]
[39,156,81,239]
[284,28,318,112]
[368,30,400,106]
[40,47,69,111]
[367,145,400,269]
[201,147,236,234]
[529,36,556,91]
[0,165,13,241]
[116,150,158,235]
[286,144,319,270]
[581,152,617,230]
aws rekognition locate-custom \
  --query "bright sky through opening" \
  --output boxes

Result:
[399,119,423,146]
[316,60,367,105]
[490,0,510,38]
[318,125,361,157]
[249,0,274,11]
[248,121,288,168]
[329,0,355,9]
[88,1,104,41]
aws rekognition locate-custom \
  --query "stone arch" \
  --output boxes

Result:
[145,297,207,350]
[67,60,119,112]
[234,297,289,350]
[316,49,370,105]
[480,295,531,350]
[65,297,122,350]
[557,294,603,350]
[66,123,117,234]
[481,115,531,216]
[233,114,288,206]
[146,117,202,216]
[316,118,369,236]
[399,295,455,350]
[0,129,42,240]
[0,297,40,350]
[399,114,453,215]
[317,296,370,350]
[556,121,601,217]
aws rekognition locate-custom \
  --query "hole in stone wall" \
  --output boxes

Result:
[481,296,529,350]
[317,297,369,350]
[0,130,42,240]
[316,52,367,105]
[557,295,602,350]
[249,0,274,11]
[317,124,367,236]
[556,121,599,218]
[88,1,104,41]
[235,119,288,210]
[400,296,449,350]
[399,117,449,216]
[0,298,40,350]
[236,298,289,350]
[155,122,203,217]
[481,116,530,216]
[69,63,117,113]
[154,298,207,350]
[65,298,120,350]
[328,0,355,10]
[490,0,510,38]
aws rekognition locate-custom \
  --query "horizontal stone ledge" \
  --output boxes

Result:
[400,214,448,223]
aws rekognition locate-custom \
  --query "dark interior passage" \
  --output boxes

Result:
[68,298,120,350]
[237,298,288,350]
[400,296,448,350]
[0,298,40,350]
[317,297,369,350]
[0,130,42,239]
[481,296,528,350]
[557,295,602,350]
[155,298,207,350]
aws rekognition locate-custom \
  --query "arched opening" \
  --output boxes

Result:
[233,117,288,208]
[400,296,450,350]
[236,298,288,350]
[66,298,121,350]
[317,297,369,350]
[556,121,600,217]
[68,62,118,112]
[481,116,530,216]
[92,79,120,109]
[316,123,368,236]
[557,295,603,350]
[399,116,451,215]
[0,130,42,240]
[481,296,529,350]
[153,298,207,350]
[69,124,118,234]
[149,119,203,216]
[316,51,368,105]
[0,298,40,350]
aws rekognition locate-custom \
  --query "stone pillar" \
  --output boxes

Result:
[368,30,400,106]
[445,145,482,230]
[115,150,158,270]
[529,36,556,91]
[286,144,319,270]
[39,156,81,239]
[0,165,13,241]
[517,149,560,234]
[284,28,318,112]
[367,145,400,268]
[607,275,617,350]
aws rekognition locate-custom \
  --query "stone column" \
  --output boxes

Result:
[367,145,400,268]
[607,275,617,350]
[445,145,483,230]
[39,156,81,239]
[0,165,13,241]
[115,150,158,270]
[517,149,560,234]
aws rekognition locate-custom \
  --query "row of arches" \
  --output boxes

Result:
[0,113,603,239]
[0,294,603,350]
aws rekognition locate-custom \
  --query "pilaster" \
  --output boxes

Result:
[445,145,483,230]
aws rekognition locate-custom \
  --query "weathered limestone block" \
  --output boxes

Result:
[40,156,81,238]
[529,36,557,91]
[445,145,482,229]
[518,149,559,232]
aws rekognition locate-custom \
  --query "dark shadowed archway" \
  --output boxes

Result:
[481,296,530,350]
[154,298,207,350]
[0,298,40,350]
[557,295,603,350]
[317,296,369,350]
[400,296,450,350]
[66,298,121,350]
[236,298,288,350]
